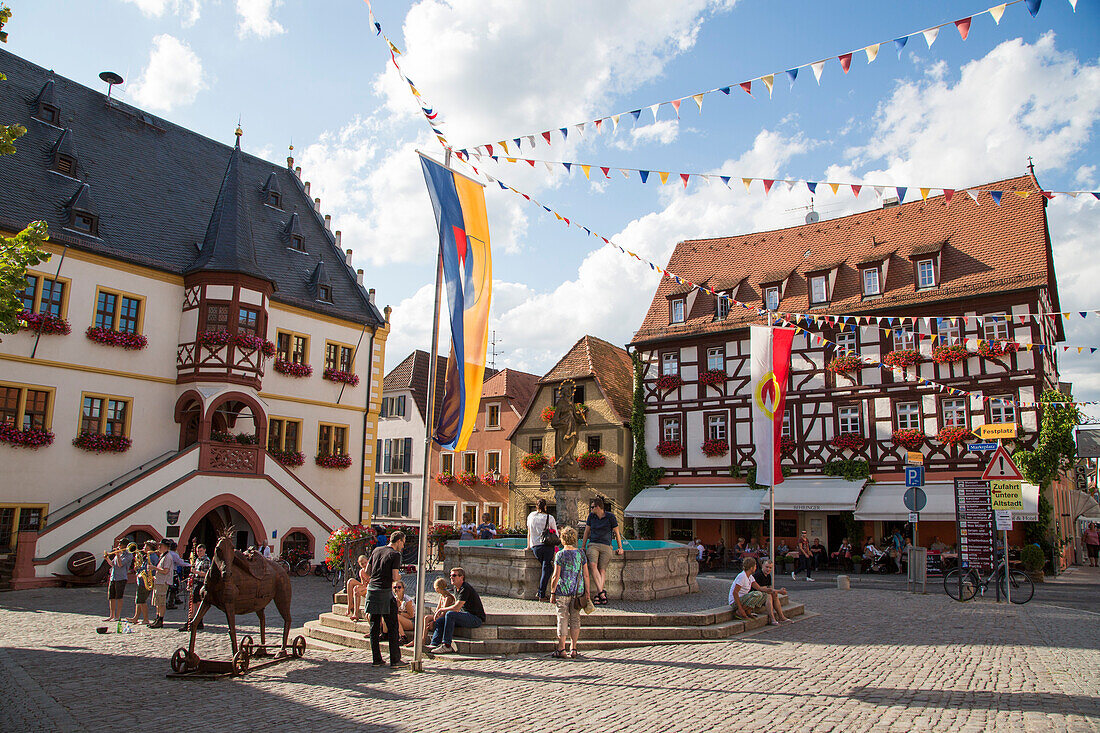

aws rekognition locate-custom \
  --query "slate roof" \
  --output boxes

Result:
[0,49,383,326]
[382,350,499,423]
[632,174,1060,344]
[540,335,634,425]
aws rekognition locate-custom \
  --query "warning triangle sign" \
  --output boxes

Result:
[981,445,1024,481]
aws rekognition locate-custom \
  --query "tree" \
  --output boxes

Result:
[0,3,50,335]
[628,352,662,538]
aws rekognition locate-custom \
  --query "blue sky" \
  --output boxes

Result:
[5,0,1100,407]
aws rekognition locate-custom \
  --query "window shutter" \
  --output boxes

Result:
[373,483,380,516]
[381,483,390,516]
[376,439,382,471]
[400,483,410,517]
[381,399,388,418]
[383,440,392,474]
[403,437,412,473]
[398,395,406,416]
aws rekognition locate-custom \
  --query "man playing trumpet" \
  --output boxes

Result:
[104,538,133,623]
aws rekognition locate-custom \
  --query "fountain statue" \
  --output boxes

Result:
[549,379,587,529]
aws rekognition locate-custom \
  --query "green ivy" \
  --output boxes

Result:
[629,352,662,538]
[822,459,871,482]
[1013,390,1080,486]
[733,465,791,490]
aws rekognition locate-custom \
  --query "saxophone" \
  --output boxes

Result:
[135,549,154,590]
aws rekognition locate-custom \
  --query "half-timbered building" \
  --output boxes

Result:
[627,173,1062,552]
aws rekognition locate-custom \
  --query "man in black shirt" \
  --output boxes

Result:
[428,567,485,654]
[364,531,406,666]
[753,559,792,624]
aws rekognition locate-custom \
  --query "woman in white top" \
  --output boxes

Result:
[459,513,477,540]
[387,579,416,644]
[526,498,558,601]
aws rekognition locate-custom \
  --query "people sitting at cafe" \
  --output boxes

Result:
[810,537,828,570]
[745,537,761,557]
[831,537,853,572]
[863,537,887,573]
[930,536,948,553]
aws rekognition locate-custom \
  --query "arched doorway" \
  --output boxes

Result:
[181,496,266,557]
[178,399,201,449]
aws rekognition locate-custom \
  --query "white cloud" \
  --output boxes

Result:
[120,0,201,26]
[236,0,284,39]
[126,34,207,112]
[612,120,680,151]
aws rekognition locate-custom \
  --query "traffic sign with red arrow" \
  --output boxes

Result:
[981,444,1024,481]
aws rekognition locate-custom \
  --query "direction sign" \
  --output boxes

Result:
[978,423,1018,440]
[906,451,924,465]
[904,487,927,512]
[968,442,998,453]
[981,445,1024,481]
[991,480,1024,511]
[904,465,925,488]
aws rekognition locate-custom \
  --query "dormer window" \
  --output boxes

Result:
[670,298,685,323]
[716,292,731,320]
[37,104,59,124]
[861,267,881,297]
[268,191,281,208]
[54,154,76,176]
[33,81,61,125]
[262,172,283,209]
[72,212,98,235]
[318,284,332,302]
[764,286,779,311]
[916,259,936,289]
[291,234,304,251]
[809,274,828,305]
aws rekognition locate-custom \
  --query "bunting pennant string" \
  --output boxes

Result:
[456,0,1040,154]
[454,151,1100,203]
[464,167,1097,407]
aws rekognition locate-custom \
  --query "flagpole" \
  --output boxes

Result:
[411,154,450,672]
[768,310,775,567]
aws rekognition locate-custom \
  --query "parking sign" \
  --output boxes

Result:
[904,465,924,488]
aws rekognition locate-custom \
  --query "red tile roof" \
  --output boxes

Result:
[540,335,634,424]
[481,368,540,412]
[383,350,498,421]
[631,174,1059,344]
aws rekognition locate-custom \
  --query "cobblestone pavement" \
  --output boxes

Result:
[1,570,1098,732]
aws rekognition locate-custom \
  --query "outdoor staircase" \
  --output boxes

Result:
[305,593,805,655]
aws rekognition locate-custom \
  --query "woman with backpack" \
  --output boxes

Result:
[548,525,591,659]
[526,498,558,601]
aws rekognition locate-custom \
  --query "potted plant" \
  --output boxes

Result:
[85,326,148,350]
[831,433,866,452]
[273,358,313,378]
[826,355,863,374]
[458,471,478,487]
[1020,544,1045,582]
[577,451,606,470]
[322,367,360,386]
[270,448,305,467]
[18,310,71,335]
[698,369,726,387]
[540,406,555,422]
[655,440,684,457]
[0,423,54,449]
[882,349,923,368]
[521,452,549,472]
[655,374,683,390]
[937,425,970,446]
[932,344,969,364]
[978,341,1019,358]
[436,471,456,485]
[198,329,233,347]
[891,429,925,451]
[316,453,353,469]
[701,438,729,457]
[72,431,131,453]
[779,437,796,458]
[851,554,863,573]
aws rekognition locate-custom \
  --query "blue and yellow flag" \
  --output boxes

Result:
[419,154,492,451]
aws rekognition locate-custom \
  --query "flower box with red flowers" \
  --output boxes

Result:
[481,472,509,486]
[701,439,729,457]
[577,451,606,470]
[233,333,275,357]
[830,433,866,451]
[0,423,54,449]
[540,406,555,422]
[323,368,360,386]
[270,448,305,467]
[698,369,726,387]
[521,453,550,472]
[891,429,925,451]
[655,374,683,390]
[324,524,376,569]
[827,355,864,374]
[72,431,131,453]
[458,471,478,487]
[85,326,148,350]
[198,330,233,348]
[937,425,971,445]
[882,349,923,368]
[780,437,796,457]
[655,440,684,457]
[978,341,1019,358]
[273,359,313,378]
[436,471,456,485]
[316,453,353,469]
[18,310,70,335]
[932,344,969,364]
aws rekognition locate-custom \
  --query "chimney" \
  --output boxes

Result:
[294,166,301,179]
[345,248,353,266]
[324,214,332,230]
[882,196,900,208]
[304,181,311,196]
[335,230,342,247]
[314,197,321,212]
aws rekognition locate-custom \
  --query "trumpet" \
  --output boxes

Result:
[105,542,138,559]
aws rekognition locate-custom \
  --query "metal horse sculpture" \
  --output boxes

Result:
[186,526,293,663]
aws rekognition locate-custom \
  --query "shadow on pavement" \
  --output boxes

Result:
[846,685,1100,717]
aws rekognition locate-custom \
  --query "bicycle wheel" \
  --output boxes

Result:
[275,559,291,574]
[999,569,1034,604]
[944,568,978,601]
[293,560,310,577]
[332,567,345,591]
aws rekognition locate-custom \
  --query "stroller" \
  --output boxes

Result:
[863,548,889,573]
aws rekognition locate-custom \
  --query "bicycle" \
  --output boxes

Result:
[943,559,1034,604]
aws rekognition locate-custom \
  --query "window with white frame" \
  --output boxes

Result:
[706,413,727,442]
[937,318,961,344]
[462,452,477,474]
[896,401,921,430]
[838,405,861,434]
[671,298,685,323]
[989,396,1016,425]
[782,410,792,438]
[942,398,968,427]
[862,268,881,296]
[434,503,456,523]
[486,403,501,428]
[984,313,1010,342]
[716,293,731,320]
[835,329,857,354]
[916,259,936,288]
[661,352,679,376]
[764,286,779,311]
[809,274,828,304]
[893,327,916,351]
[440,452,454,475]
[486,450,501,474]
[706,347,724,371]
[661,416,681,443]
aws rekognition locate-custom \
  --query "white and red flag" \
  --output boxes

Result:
[750,325,796,486]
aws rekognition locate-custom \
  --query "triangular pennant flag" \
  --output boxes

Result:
[601,167,610,178]
[955,17,972,41]
[990,3,1007,23]
[485,144,493,156]
[513,137,523,150]
[786,68,799,89]
[499,140,509,154]
[719,86,730,95]
[720,175,731,187]
[742,178,753,192]
[944,189,954,205]
[581,165,591,180]
[1015,190,1030,199]
[740,81,753,96]
[639,170,650,183]
[650,104,661,122]
[563,162,571,172]
[1025,0,1042,17]
[542,131,552,145]
[811,61,825,83]
[865,44,880,63]
[967,189,981,204]
[990,190,1004,205]
[612,114,621,130]
[670,99,682,117]
[594,118,604,132]
[680,173,690,188]
[763,179,775,194]
[874,185,885,197]
[839,52,853,73]
[851,184,862,197]
[828,182,840,195]
[920,187,931,201]
[659,171,670,185]
[786,180,797,191]
[692,93,704,111]
[620,169,630,179]
[896,186,907,202]
[807,181,818,194]
[894,36,909,58]
[575,123,585,136]
[761,75,775,97]
[1069,0,1078,10]
[560,127,568,141]
[922,27,939,48]
[630,110,641,122]
[1041,191,1055,200]
[527,135,537,148]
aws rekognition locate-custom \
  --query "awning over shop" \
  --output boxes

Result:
[624,484,765,520]
[1071,489,1100,519]
[758,477,867,512]
[855,482,956,522]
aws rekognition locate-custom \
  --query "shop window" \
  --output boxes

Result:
[668,519,693,541]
